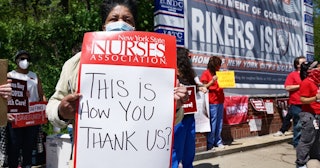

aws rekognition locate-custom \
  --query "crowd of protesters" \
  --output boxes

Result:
[1,0,320,168]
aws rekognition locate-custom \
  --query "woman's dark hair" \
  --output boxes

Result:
[177,47,196,86]
[293,56,305,70]
[207,56,222,75]
[100,0,138,26]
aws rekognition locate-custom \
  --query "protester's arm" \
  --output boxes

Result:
[301,93,320,104]
[284,72,300,92]
[200,70,217,89]
[204,75,217,88]
[285,85,300,92]
[174,79,187,125]
[46,65,71,128]
[46,53,81,128]
[4,76,14,122]
[174,79,188,108]
[299,79,319,104]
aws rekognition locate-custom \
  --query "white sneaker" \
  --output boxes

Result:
[178,162,183,168]
[217,144,225,149]
[273,131,284,137]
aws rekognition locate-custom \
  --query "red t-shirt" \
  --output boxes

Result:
[300,78,320,114]
[284,71,302,105]
[200,69,224,104]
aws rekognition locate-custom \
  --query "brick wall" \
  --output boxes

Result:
[195,96,288,152]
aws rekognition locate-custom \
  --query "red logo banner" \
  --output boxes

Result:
[11,101,47,128]
[224,96,249,125]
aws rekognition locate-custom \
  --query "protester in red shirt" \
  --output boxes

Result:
[296,67,320,168]
[200,56,225,150]
[274,56,305,149]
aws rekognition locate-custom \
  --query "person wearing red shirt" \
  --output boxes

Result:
[274,56,305,149]
[200,56,225,150]
[296,67,320,168]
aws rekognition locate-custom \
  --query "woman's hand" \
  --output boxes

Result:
[174,80,188,108]
[199,86,208,93]
[211,75,218,83]
[7,113,15,122]
[58,93,82,120]
[0,79,12,99]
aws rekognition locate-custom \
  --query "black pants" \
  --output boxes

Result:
[296,112,320,166]
[7,124,39,168]
[279,108,293,133]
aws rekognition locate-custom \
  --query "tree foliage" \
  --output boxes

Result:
[0,0,154,133]
[0,0,154,96]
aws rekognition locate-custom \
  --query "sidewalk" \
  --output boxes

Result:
[32,132,293,168]
[195,132,293,161]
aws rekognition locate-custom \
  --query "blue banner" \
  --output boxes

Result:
[186,0,307,85]
[154,0,185,46]
[154,0,313,89]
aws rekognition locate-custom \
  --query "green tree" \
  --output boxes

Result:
[0,0,154,96]
[0,0,154,134]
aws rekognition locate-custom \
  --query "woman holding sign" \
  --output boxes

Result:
[200,56,225,150]
[47,0,187,133]
[46,0,187,167]
[7,50,46,168]
[172,47,207,168]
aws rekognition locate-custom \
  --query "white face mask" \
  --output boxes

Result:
[105,21,135,31]
[19,59,29,69]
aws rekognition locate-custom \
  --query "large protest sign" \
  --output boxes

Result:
[74,31,177,168]
[155,1,313,94]
[185,0,306,86]
[8,78,47,128]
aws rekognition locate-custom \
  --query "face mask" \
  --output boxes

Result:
[19,59,29,69]
[105,21,135,31]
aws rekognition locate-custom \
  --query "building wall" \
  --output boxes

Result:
[195,97,287,152]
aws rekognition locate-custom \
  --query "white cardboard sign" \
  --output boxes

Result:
[74,31,177,168]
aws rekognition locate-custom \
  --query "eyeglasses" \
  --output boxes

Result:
[19,57,29,61]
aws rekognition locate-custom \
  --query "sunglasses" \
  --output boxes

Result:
[19,57,29,61]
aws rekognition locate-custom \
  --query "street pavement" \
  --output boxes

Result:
[194,131,293,161]
[193,141,296,168]
[32,131,320,168]
[193,132,320,168]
